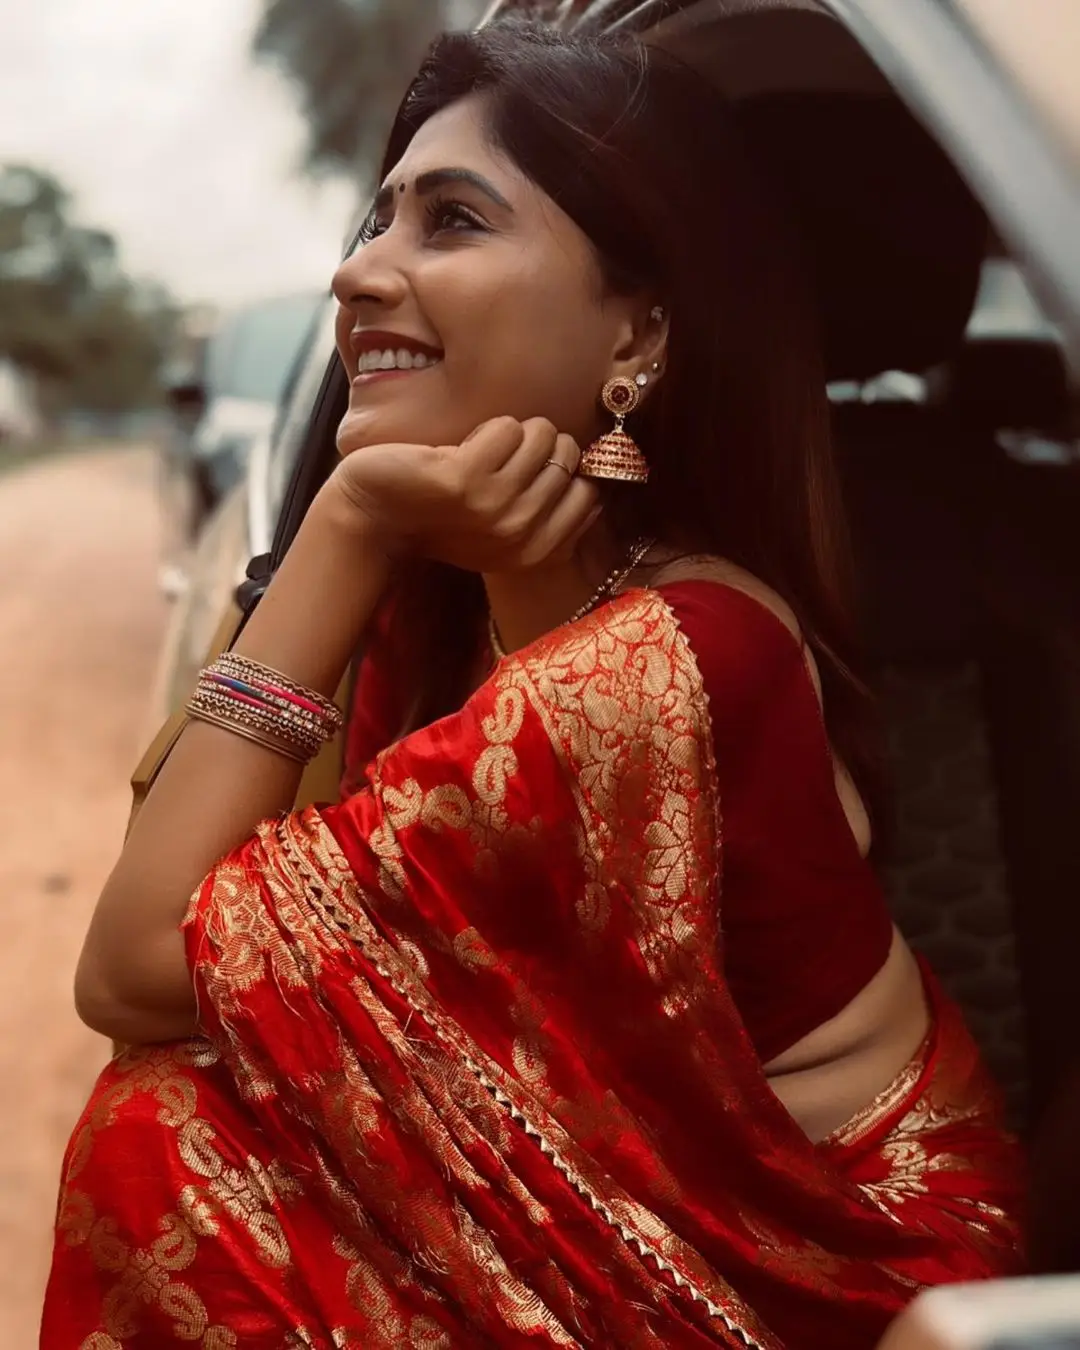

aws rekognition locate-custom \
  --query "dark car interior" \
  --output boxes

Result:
[253,0,1080,1273]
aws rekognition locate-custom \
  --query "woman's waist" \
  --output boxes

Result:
[763,933,937,1142]
[813,948,1016,1157]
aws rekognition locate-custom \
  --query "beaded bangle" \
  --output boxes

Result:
[215,652,343,731]
[186,655,343,764]
[188,686,325,759]
[185,704,310,764]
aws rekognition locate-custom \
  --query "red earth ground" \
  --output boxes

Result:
[0,447,169,1345]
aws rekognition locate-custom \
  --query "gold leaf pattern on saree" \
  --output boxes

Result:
[202,1329,238,1350]
[397,935,431,982]
[452,925,498,971]
[76,1198,234,1345]
[511,593,720,1015]
[88,1215,130,1274]
[452,1200,580,1346]
[419,783,472,832]
[509,987,547,1032]
[155,1075,199,1127]
[409,1313,454,1348]
[178,1117,223,1178]
[209,1166,295,1269]
[511,1032,550,1090]
[575,878,612,932]
[381,776,424,830]
[198,855,321,1018]
[150,1211,198,1270]
[472,742,517,811]
[345,976,496,1195]
[271,827,771,1346]
[320,1054,385,1143]
[57,1187,95,1247]
[340,1248,403,1331]
[482,684,526,745]
[367,819,406,901]
[738,1210,844,1293]
[62,1124,95,1188]
[178,1184,220,1237]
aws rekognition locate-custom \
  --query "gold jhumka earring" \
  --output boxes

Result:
[579,375,650,484]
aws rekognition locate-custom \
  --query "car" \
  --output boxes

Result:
[156,289,324,600]
[138,0,1080,1330]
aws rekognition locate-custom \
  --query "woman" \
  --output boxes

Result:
[43,20,1022,1350]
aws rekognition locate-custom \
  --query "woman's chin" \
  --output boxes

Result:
[335,410,399,457]
[335,405,461,456]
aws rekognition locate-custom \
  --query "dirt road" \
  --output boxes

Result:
[0,447,168,1346]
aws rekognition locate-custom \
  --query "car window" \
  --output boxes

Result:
[205,292,324,405]
[951,0,1080,165]
[968,258,1060,341]
[265,301,340,534]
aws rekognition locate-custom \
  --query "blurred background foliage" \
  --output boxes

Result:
[252,0,487,178]
[0,164,178,426]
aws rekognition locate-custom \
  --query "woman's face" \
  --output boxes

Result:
[332,95,643,457]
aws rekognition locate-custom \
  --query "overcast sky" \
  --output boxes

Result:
[0,0,360,309]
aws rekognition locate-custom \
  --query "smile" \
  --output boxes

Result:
[353,348,443,382]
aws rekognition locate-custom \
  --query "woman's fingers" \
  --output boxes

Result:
[458,416,527,472]
[510,432,582,519]
[449,417,597,567]
[545,433,582,480]
[496,418,564,492]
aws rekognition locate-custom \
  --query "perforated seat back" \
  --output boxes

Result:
[835,403,1031,1126]
[876,665,1027,1126]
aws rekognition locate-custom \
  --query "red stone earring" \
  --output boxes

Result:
[579,376,650,484]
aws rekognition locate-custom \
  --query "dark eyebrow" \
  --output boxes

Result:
[372,167,513,216]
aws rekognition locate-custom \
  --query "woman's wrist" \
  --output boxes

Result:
[229,483,393,698]
[316,465,410,558]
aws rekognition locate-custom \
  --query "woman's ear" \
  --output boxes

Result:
[608,298,669,396]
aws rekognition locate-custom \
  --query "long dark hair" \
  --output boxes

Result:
[377,19,879,810]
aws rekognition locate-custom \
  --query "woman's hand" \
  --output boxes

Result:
[323,416,601,571]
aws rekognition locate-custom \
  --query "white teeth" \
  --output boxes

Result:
[357,347,441,374]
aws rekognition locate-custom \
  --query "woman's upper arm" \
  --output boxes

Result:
[74,923,196,1044]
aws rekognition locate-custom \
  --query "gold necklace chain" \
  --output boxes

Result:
[488,535,656,662]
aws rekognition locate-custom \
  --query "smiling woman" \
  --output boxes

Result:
[41,17,1023,1350]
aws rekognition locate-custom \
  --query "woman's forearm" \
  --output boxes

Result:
[75,485,390,1037]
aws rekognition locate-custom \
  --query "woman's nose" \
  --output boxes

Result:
[330,236,409,313]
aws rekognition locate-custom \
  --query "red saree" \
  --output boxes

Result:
[43,592,1022,1349]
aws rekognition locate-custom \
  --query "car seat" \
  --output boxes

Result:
[834,331,1080,1270]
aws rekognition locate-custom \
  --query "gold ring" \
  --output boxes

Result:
[545,458,575,479]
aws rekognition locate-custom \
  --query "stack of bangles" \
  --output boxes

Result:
[186,653,344,765]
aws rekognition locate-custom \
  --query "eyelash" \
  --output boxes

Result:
[357,196,488,245]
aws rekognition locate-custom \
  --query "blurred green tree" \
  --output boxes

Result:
[0,164,176,416]
[253,0,487,178]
